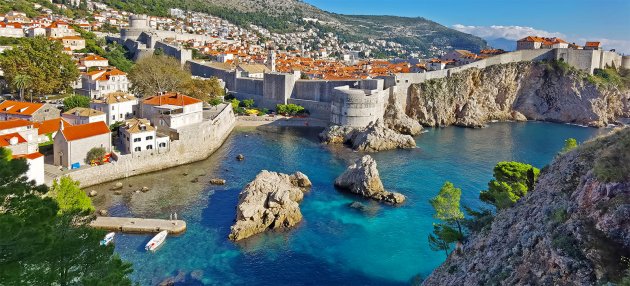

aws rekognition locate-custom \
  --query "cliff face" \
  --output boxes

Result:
[423,128,630,285]
[407,62,630,127]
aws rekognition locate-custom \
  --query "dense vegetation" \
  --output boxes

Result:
[129,54,224,100]
[63,94,91,111]
[74,26,136,72]
[428,161,540,254]
[0,148,133,284]
[0,37,79,96]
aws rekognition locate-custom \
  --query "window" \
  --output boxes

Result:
[159,142,166,148]
[111,106,115,110]
[146,145,153,150]
[112,115,116,120]
[146,136,153,140]
[133,138,141,142]
[134,147,141,152]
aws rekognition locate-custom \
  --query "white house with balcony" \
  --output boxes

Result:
[77,68,129,99]
[119,118,169,154]
[90,92,138,125]
[140,92,203,130]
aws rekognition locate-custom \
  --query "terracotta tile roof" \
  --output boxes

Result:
[60,121,110,141]
[143,92,202,106]
[82,54,107,61]
[64,107,105,117]
[33,118,71,135]
[93,92,136,104]
[585,41,601,47]
[0,119,33,131]
[61,35,83,40]
[0,132,27,147]
[0,101,45,116]
[122,118,155,134]
[12,152,44,160]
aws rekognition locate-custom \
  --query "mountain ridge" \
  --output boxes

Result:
[102,0,487,56]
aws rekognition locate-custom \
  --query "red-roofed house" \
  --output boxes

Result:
[53,121,112,168]
[33,118,72,144]
[0,100,60,121]
[12,152,44,185]
[46,20,77,38]
[77,68,129,98]
[0,124,38,155]
[140,92,203,129]
[0,22,25,38]
[517,36,569,50]
[80,54,109,68]
[584,41,602,50]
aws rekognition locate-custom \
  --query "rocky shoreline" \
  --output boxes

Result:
[228,171,312,241]
[407,62,630,128]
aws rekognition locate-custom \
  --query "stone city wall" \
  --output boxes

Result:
[63,104,236,188]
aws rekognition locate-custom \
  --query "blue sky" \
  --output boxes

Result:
[304,0,630,53]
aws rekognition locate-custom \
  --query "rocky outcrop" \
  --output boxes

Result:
[383,101,423,136]
[423,127,630,285]
[320,119,416,152]
[334,155,406,205]
[407,62,630,127]
[228,171,312,241]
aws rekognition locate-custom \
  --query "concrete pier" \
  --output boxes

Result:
[90,217,187,234]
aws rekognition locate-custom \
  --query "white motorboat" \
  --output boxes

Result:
[100,232,115,246]
[145,230,168,252]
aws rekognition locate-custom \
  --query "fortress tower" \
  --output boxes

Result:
[267,50,276,72]
[121,15,149,41]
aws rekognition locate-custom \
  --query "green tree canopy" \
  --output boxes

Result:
[181,77,225,102]
[430,181,464,222]
[50,177,95,214]
[561,138,578,153]
[63,95,91,111]
[480,161,540,210]
[0,37,79,96]
[129,55,190,96]
[0,148,133,284]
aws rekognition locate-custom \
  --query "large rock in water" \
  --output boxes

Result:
[334,155,405,205]
[319,119,416,152]
[228,171,312,241]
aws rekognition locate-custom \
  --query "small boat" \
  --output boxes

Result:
[100,232,115,246]
[145,230,168,252]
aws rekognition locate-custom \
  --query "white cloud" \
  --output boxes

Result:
[452,24,565,41]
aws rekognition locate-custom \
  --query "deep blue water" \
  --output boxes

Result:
[95,122,608,285]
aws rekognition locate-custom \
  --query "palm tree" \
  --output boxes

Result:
[12,74,32,102]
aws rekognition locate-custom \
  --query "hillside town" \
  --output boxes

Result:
[0,0,629,188]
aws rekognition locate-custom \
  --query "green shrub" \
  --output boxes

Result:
[276,103,307,116]
[230,99,240,110]
[552,233,584,260]
[85,147,106,165]
[209,97,222,106]
[241,99,255,108]
[594,130,630,182]
[50,176,95,214]
[551,208,568,223]
[480,162,540,210]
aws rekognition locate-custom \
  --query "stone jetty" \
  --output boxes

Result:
[90,217,187,234]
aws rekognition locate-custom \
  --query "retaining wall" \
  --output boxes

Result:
[64,104,236,188]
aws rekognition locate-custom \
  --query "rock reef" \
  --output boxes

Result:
[228,171,312,241]
[407,62,630,128]
[320,119,416,152]
[383,101,423,136]
[423,127,630,285]
[334,155,405,205]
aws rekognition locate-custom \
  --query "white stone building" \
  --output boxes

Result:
[77,68,129,98]
[46,20,78,38]
[140,92,203,130]
[0,22,24,37]
[0,119,44,185]
[119,118,169,154]
[90,92,139,125]
[62,107,107,125]
[80,54,109,69]
[53,121,112,169]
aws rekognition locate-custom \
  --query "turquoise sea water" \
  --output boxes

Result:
[95,122,608,285]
